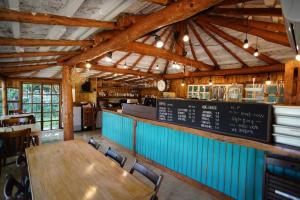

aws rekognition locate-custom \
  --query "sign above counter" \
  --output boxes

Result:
[157,99,272,143]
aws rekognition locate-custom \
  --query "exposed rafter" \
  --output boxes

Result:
[163,64,284,79]
[0,8,117,29]
[0,38,93,46]
[163,39,176,74]
[51,69,63,79]
[197,21,279,65]
[0,58,57,67]
[124,42,214,71]
[198,24,249,67]
[210,8,282,17]
[203,15,286,34]
[0,51,80,58]
[198,16,289,46]
[188,22,219,67]
[65,0,223,66]
[0,63,57,73]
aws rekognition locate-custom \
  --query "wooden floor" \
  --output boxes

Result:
[0,129,217,200]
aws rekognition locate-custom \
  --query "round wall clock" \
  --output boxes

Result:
[157,80,167,92]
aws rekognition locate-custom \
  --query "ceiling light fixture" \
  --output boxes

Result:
[155,64,159,70]
[182,30,189,42]
[296,54,300,61]
[155,35,164,48]
[181,80,185,87]
[265,74,271,85]
[105,52,113,62]
[85,62,92,70]
[208,76,213,86]
[243,17,249,49]
[253,37,260,57]
[124,62,128,69]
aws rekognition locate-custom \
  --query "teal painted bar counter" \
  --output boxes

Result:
[102,110,300,200]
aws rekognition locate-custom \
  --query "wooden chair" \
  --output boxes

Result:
[129,159,163,200]
[105,147,127,168]
[0,128,32,175]
[88,137,100,150]
[3,174,30,200]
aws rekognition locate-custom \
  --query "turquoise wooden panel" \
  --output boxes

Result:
[136,121,266,200]
[102,112,133,150]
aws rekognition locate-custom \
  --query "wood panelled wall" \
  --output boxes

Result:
[74,78,97,104]
[168,72,284,98]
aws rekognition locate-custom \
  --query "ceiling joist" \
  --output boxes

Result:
[210,8,282,17]
[0,50,80,58]
[0,8,117,29]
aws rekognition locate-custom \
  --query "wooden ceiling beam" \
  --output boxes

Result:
[147,27,174,73]
[218,0,253,6]
[65,0,223,66]
[197,21,279,65]
[129,28,170,70]
[124,42,214,71]
[197,17,289,46]
[163,39,175,74]
[210,8,282,17]
[0,38,93,46]
[202,15,286,34]
[146,0,171,5]
[188,22,219,67]
[0,50,80,58]
[77,64,161,78]
[188,37,198,61]
[163,64,284,79]
[51,68,63,78]
[0,8,117,29]
[198,24,249,67]
[0,63,57,73]
[0,58,57,67]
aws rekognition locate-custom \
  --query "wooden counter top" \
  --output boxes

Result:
[103,109,300,159]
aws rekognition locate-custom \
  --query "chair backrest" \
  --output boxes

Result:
[130,159,163,194]
[105,147,127,168]
[3,174,27,200]
[88,137,100,150]
[0,128,31,159]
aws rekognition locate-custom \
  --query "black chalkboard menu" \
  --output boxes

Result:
[157,99,272,143]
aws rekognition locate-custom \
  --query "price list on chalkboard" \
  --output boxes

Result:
[157,99,272,143]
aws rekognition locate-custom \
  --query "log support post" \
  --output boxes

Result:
[284,60,300,105]
[62,65,74,140]
[1,79,7,115]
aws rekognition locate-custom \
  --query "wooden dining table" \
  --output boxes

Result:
[25,140,153,200]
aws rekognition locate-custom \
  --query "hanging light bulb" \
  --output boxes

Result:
[105,52,113,62]
[296,54,300,61]
[85,62,92,69]
[253,36,259,57]
[155,64,159,70]
[208,76,213,86]
[243,38,249,49]
[253,48,259,57]
[265,74,271,85]
[181,80,185,87]
[123,62,128,69]
[155,35,163,48]
[183,30,189,42]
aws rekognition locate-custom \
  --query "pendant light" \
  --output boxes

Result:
[85,62,92,70]
[123,62,128,69]
[296,54,300,61]
[243,17,249,49]
[155,64,159,70]
[155,35,163,48]
[105,52,113,62]
[182,30,189,42]
[181,80,185,87]
[208,76,213,86]
[265,74,271,85]
[253,37,260,57]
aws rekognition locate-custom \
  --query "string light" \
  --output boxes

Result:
[155,35,163,48]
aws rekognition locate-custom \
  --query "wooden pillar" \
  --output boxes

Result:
[62,66,74,140]
[1,79,7,115]
[284,60,300,105]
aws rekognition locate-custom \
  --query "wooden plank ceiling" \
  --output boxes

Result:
[0,0,295,87]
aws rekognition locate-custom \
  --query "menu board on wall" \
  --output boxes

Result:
[157,99,272,143]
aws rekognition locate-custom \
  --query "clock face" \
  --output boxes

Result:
[157,80,166,92]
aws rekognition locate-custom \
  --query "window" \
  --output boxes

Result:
[7,88,19,113]
[22,83,60,131]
